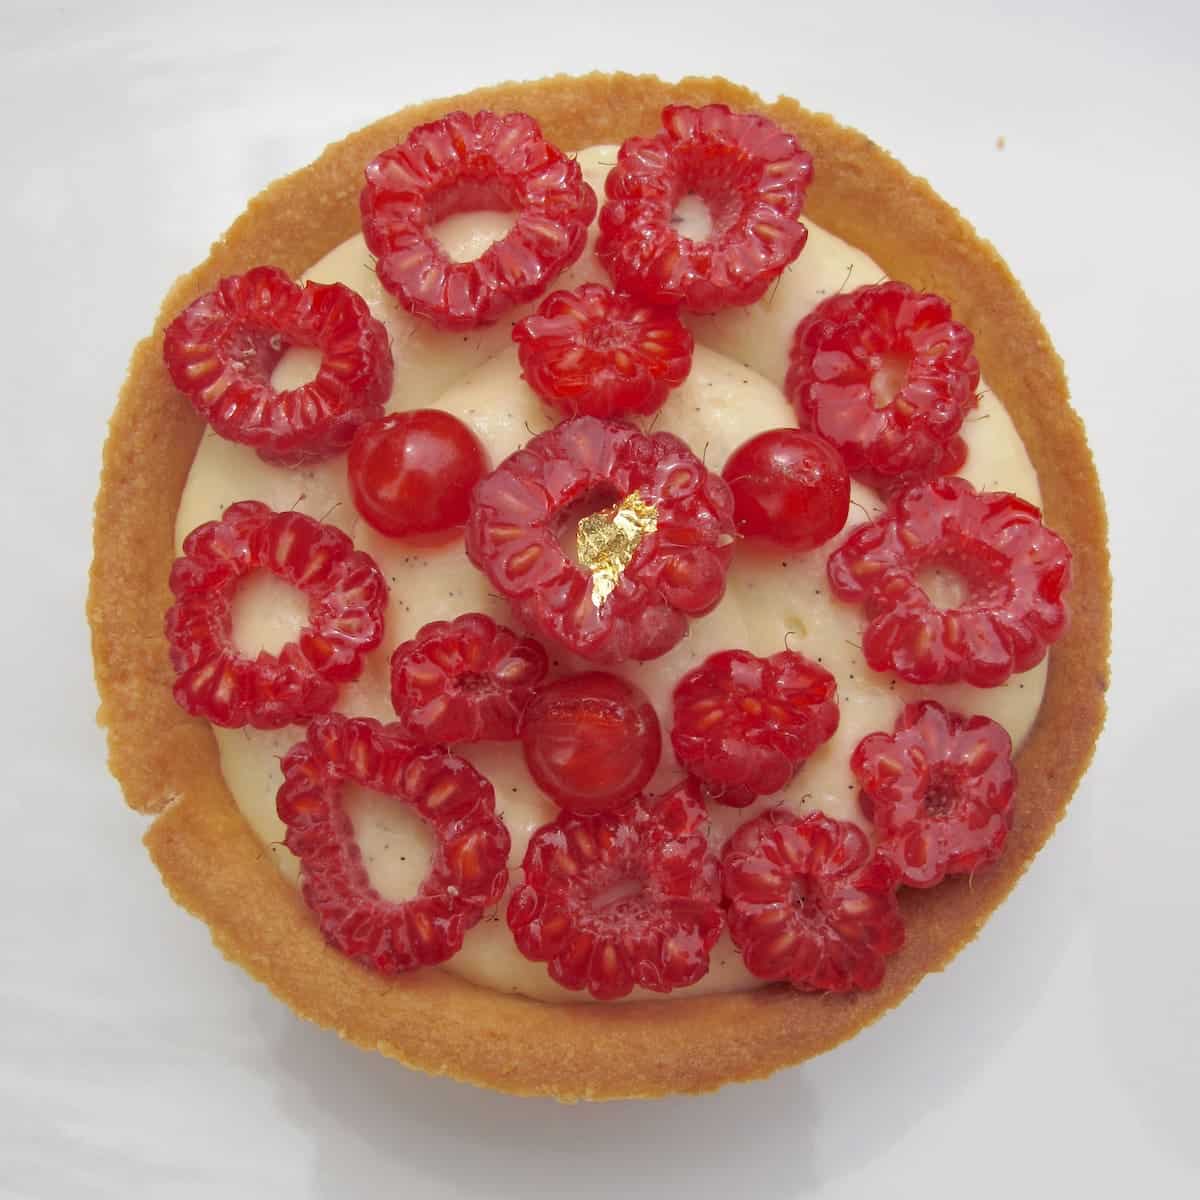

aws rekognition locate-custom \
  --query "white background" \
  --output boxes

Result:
[3,0,1198,1196]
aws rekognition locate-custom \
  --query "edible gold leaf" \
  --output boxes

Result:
[577,491,659,608]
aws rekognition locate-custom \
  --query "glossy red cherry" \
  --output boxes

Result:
[520,672,662,814]
[722,429,850,551]
[348,409,487,539]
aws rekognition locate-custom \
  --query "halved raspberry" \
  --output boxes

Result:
[162,266,392,465]
[671,650,839,803]
[852,701,1016,888]
[596,104,812,313]
[277,714,510,974]
[465,416,736,663]
[507,781,722,998]
[827,476,1072,686]
[165,501,387,728]
[723,809,904,992]
[786,282,979,491]
[389,612,548,744]
[360,111,597,331]
[512,283,694,418]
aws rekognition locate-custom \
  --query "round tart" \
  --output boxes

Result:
[88,72,1109,1100]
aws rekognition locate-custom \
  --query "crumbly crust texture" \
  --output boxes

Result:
[88,72,1110,1101]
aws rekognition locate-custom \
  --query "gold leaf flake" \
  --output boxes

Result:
[577,491,659,608]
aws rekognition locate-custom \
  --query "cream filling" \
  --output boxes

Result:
[174,145,1046,1002]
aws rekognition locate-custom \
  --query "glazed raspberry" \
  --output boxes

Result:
[722,429,850,550]
[520,673,661,813]
[723,809,904,992]
[348,410,487,538]
[826,476,1072,686]
[465,416,736,664]
[165,501,387,728]
[277,714,510,974]
[786,282,979,491]
[360,110,596,330]
[671,649,838,803]
[389,612,548,744]
[512,283,693,419]
[597,104,812,313]
[507,782,722,998]
[162,266,392,465]
[852,701,1016,888]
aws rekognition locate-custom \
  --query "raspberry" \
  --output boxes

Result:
[360,111,597,331]
[277,714,510,974]
[507,781,723,998]
[348,410,487,539]
[465,416,736,663]
[722,809,904,992]
[162,266,392,465]
[389,612,548,744]
[520,672,661,814]
[722,428,850,551]
[852,701,1016,888]
[512,283,694,419]
[671,650,839,802]
[596,104,812,313]
[826,476,1072,686]
[786,282,979,491]
[165,501,387,728]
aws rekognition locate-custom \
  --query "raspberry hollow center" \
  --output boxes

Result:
[916,564,969,610]
[671,193,714,241]
[869,352,911,410]
[576,491,659,607]
[344,785,436,903]
[230,570,311,656]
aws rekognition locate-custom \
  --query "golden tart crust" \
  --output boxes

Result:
[88,71,1110,1101]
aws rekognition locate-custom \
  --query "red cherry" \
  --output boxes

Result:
[348,410,486,539]
[722,429,850,551]
[520,672,662,814]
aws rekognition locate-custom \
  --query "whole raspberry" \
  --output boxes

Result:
[671,649,839,804]
[826,476,1072,686]
[507,781,723,999]
[277,714,510,974]
[165,501,387,729]
[512,283,694,419]
[465,416,736,664]
[520,672,661,814]
[852,701,1016,888]
[162,266,392,465]
[786,281,979,491]
[723,809,904,992]
[389,612,548,745]
[597,104,813,313]
[360,110,597,330]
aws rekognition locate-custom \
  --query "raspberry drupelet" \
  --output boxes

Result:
[165,501,387,729]
[671,649,839,805]
[786,281,980,493]
[465,416,736,664]
[598,104,813,313]
[722,809,904,992]
[162,266,393,465]
[827,476,1072,686]
[512,283,694,419]
[507,780,723,999]
[360,110,596,330]
[276,714,511,974]
[852,700,1016,888]
[389,612,548,745]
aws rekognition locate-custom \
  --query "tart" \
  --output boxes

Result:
[88,72,1109,1100]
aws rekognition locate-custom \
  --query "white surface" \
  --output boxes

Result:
[2,0,1198,1196]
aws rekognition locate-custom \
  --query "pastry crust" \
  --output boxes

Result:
[88,72,1110,1101]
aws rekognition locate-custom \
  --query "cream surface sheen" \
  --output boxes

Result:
[174,145,1046,1002]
